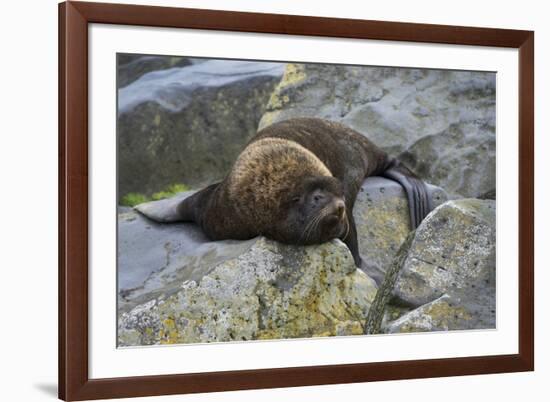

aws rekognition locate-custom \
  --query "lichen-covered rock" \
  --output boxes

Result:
[387,199,496,331]
[393,199,496,305]
[117,60,285,200]
[385,295,476,333]
[118,238,377,346]
[117,177,451,345]
[364,232,415,334]
[354,177,448,285]
[123,177,448,304]
[259,64,495,198]
[118,208,257,313]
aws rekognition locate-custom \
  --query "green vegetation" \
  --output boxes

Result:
[120,183,190,207]
[120,192,149,207]
[151,183,190,201]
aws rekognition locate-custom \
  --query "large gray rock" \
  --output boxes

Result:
[259,64,495,198]
[118,209,257,313]
[385,294,480,333]
[117,178,456,345]
[118,237,377,346]
[120,177,448,310]
[387,199,496,332]
[117,54,192,88]
[355,177,448,285]
[117,60,285,200]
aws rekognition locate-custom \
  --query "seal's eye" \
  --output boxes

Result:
[313,194,325,202]
[291,196,301,204]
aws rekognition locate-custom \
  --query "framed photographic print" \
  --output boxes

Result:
[59,1,534,400]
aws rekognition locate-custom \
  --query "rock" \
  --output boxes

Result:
[354,177,448,285]
[127,177,448,294]
[117,54,192,88]
[259,64,495,198]
[385,294,479,333]
[398,123,495,200]
[364,232,415,334]
[117,60,285,200]
[118,237,377,346]
[387,199,496,331]
[117,177,448,344]
[118,208,257,312]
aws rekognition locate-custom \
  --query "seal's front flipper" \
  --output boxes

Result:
[342,206,363,267]
[382,160,433,229]
[175,183,219,224]
[134,191,190,223]
[133,183,219,224]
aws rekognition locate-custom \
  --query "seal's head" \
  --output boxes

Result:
[269,176,349,245]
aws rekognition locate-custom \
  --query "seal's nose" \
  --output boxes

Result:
[334,199,345,219]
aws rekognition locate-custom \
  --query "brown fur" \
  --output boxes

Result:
[228,138,332,230]
[176,117,431,267]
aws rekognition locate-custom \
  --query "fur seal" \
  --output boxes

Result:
[175,117,432,267]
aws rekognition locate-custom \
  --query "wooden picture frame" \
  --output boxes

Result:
[59,1,534,400]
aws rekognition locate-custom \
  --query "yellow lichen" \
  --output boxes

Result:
[258,110,281,130]
[426,301,472,324]
[281,64,307,86]
[356,197,409,251]
[159,317,179,344]
[312,331,333,338]
[263,64,307,114]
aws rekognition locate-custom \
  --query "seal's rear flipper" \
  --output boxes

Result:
[382,161,433,229]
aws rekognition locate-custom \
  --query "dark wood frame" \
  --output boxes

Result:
[59,1,534,400]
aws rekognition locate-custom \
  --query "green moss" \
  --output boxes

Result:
[151,183,190,201]
[120,192,149,207]
[120,183,190,206]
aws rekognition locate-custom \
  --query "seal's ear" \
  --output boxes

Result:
[176,182,219,224]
